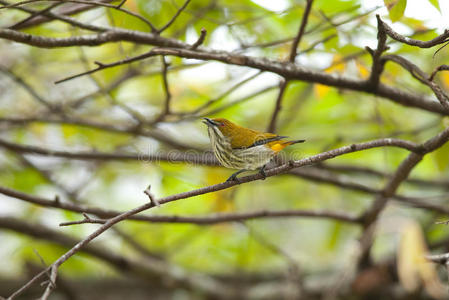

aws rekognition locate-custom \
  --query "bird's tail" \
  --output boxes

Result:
[282,139,306,146]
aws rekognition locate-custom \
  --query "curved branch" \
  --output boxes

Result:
[377,15,449,48]
[0,216,237,299]
[0,0,108,31]
[288,0,314,62]
[382,54,449,111]
[59,209,360,226]
[158,0,191,33]
[0,0,157,31]
[0,29,447,115]
[0,137,215,163]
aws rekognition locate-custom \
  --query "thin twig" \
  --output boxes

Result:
[0,29,447,115]
[429,65,449,81]
[288,0,314,62]
[55,50,158,84]
[0,0,108,31]
[367,15,388,90]
[158,0,192,33]
[190,28,207,49]
[266,80,288,132]
[0,0,157,31]
[0,66,56,111]
[8,2,62,30]
[153,56,171,122]
[382,54,449,111]
[378,15,449,48]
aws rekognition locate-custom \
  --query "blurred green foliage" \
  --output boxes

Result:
[0,0,448,298]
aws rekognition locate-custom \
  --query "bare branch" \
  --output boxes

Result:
[158,0,191,33]
[357,125,449,265]
[185,70,263,116]
[382,54,449,111]
[8,2,63,30]
[0,216,237,299]
[317,163,449,189]
[378,15,449,48]
[366,15,388,90]
[116,0,126,8]
[3,132,434,298]
[267,80,288,132]
[0,136,420,163]
[0,29,447,115]
[153,56,171,121]
[0,0,157,32]
[59,213,107,226]
[0,0,113,30]
[55,50,159,84]
[0,116,195,150]
[0,137,215,163]
[189,27,207,50]
[430,64,449,81]
[289,0,314,62]
[0,66,56,111]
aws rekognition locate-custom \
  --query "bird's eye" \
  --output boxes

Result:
[219,122,224,126]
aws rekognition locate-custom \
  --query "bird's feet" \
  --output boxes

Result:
[226,169,246,182]
[259,165,267,180]
[226,174,240,182]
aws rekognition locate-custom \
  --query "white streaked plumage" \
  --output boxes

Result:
[207,126,275,170]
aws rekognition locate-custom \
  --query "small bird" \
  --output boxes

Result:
[203,117,305,181]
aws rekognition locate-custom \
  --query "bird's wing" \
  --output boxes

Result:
[232,135,288,149]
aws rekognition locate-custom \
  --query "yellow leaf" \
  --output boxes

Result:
[433,140,449,172]
[356,60,370,79]
[123,0,137,12]
[440,72,449,89]
[206,168,235,212]
[443,116,449,127]
[325,54,346,74]
[314,84,330,99]
[397,221,445,298]
[61,124,78,142]
[29,123,46,139]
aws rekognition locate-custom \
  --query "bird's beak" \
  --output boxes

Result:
[202,118,219,127]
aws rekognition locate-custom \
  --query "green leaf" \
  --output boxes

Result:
[433,139,449,172]
[428,0,441,13]
[384,0,407,22]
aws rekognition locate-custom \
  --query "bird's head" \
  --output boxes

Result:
[202,118,238,137]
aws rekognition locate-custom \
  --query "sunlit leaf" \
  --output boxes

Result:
[397,221,445,298]
[384,0,407,22]
[356,60,370,79]
[428,0,441,13]
[314,84,331,99]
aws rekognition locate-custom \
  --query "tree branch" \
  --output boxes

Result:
[0,0,157,32]
[382,54,449,111]
[157,0,191,33]
[0,216,238,299]
[0,0,113,30]
[366,15,388,90]
[267,80,288,132]
[357,125,449,266]
[0,28,447,115]
[378,15,449,48]
[288,0,314,62]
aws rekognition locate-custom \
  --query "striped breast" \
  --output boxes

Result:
[207,126,276,170]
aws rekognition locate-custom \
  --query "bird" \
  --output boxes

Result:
[203,117,305,182]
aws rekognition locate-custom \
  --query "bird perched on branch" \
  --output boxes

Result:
[203,117,305,181]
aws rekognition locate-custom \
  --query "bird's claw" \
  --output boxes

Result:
[226,175,239,182]
[259,166,267,180]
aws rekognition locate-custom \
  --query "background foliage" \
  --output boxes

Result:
[1,0,449,299]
